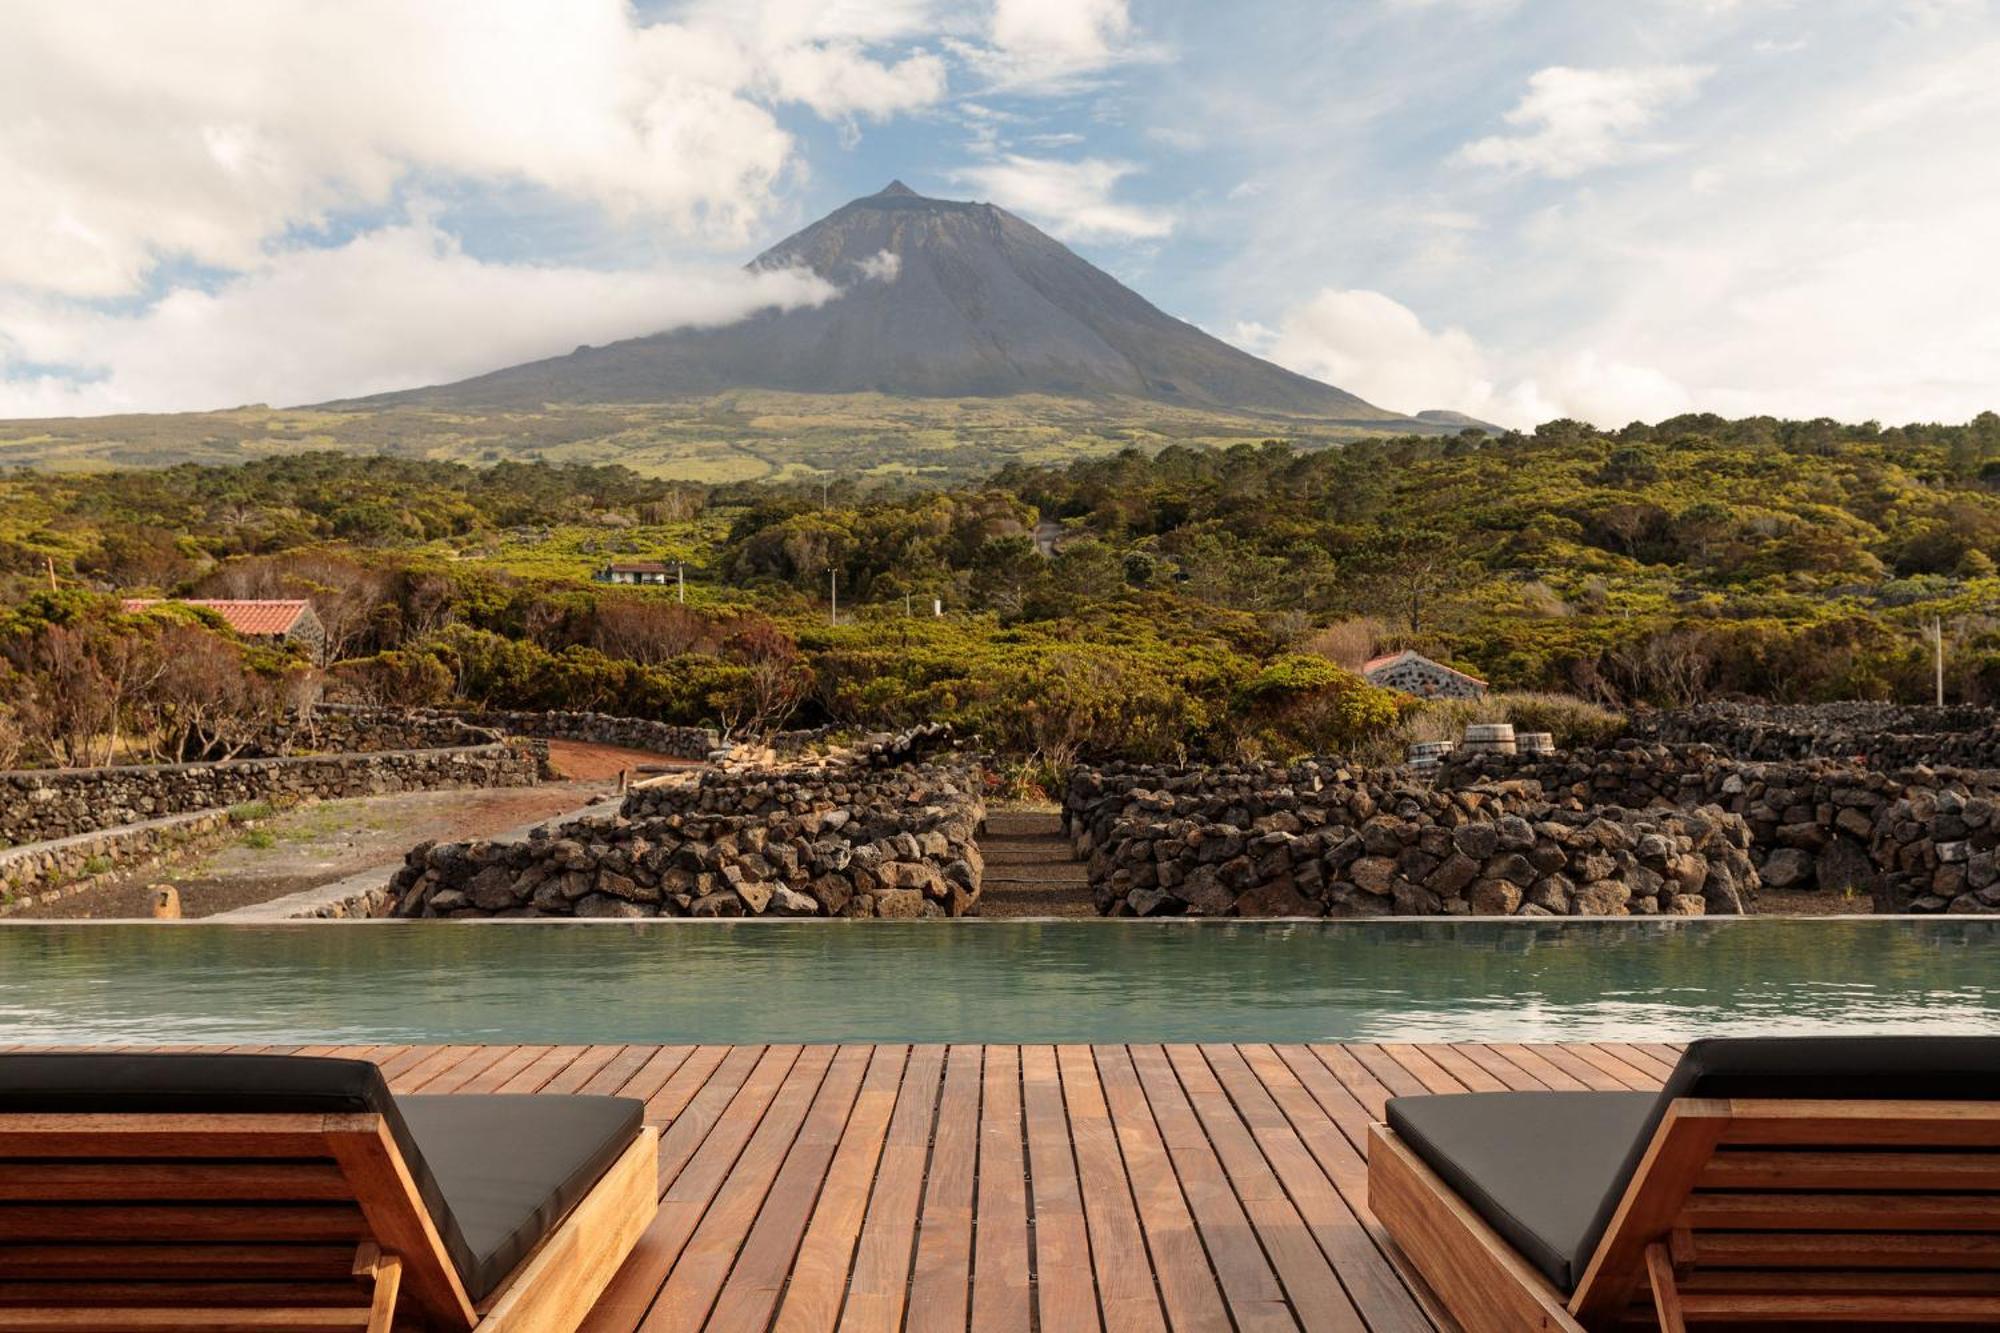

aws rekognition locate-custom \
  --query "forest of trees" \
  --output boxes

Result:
[4,412,1999,778]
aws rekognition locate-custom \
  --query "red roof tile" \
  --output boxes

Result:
[122,599,313,636]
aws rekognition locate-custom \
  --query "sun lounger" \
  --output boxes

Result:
[1368,1036,2000,1331]
[0,1053,658,1331]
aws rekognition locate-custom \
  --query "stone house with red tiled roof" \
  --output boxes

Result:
[122,599,326,662]
[1362,649,1488,700]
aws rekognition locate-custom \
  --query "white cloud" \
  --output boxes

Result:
[954,0,1150,91]
[0,0,950,299]
[953,155,1174,241]
[0,220,836,417]
[991,0,1131,61]
[856,249,902,282]
[1239,289,1494,418]
[1240,288,1691,428]
[1455,65,1712,177]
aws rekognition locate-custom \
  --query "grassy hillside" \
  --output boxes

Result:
[0,393,1418,483]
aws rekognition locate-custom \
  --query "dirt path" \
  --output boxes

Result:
[20,783,614,920]
[545,739,705,782]
[15,739,707,920]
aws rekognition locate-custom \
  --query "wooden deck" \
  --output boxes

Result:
[77,1042,1681,1330]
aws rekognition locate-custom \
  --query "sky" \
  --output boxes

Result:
[1,0,1996,428]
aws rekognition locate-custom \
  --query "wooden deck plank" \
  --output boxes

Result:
[1592,1042,1677,1085]
[1022,1044,1103,1333]
[773,1045,908,1333]
[1307,1045,1398,1121]
[1127,1044,1297,1333]
[1274,1045,1381,1155]
[1564,1043,1667,1091]
[639,1044,836,1330]
[839,1043,947,1332]
[496,1042,590,1093]
[1372,1043,1472,1095]
[580,1044,771,1331]
[1164,1044,1367,1333]
[387,1043,484,1093]
[1206,1044,1431,1333]
[1057,1043,1167,1333]
[1451,1043,1553,1091]
[969,1046,1033,1333]
[1092,1046,1233,1333]
[708,1043,876,1332]
[1404,1042,1508,1094]
[1511,1042,1627,1091]
[574,1044,657,1095]
[907,1044,983,1333]
[451,1043,546,1093]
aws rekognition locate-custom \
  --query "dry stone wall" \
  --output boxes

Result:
[1066,762,1756,918]
[388,761,985,919]
[0,742,545,845]
[316,705,720,759]
[1634,702,2000,769]
[272,708,503,754]
[0,808,235,913]
[1435,741,2000,914]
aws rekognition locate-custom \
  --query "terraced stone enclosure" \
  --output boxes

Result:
[1068,703,2000,917]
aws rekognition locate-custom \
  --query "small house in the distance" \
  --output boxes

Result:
[122,598,326,662]
[594,561,673,586]
[1363,649,1488,700]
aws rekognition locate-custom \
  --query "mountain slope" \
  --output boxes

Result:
[354,182,1408,422]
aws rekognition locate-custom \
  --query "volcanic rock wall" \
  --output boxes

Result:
[0,743,545,845]
[1634,702,2000,769]
[388,761,985,919]
[1436,741,2000,913]
[1066,762,1756,918]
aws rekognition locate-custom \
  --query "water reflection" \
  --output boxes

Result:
[0,918,1994,1046]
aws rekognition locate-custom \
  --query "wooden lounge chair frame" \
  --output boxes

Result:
[1370,1098,2000,1331]
[0,1110,659,1332]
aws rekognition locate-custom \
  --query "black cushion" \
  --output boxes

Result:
[399,1094,644,1300]
[1575,1035,2000,1286]
[1387,1091,1655,1292]
[0,1054,642,1302]
[1387,1036,2000,1296]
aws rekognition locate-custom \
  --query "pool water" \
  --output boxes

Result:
[1,918,1994,1046]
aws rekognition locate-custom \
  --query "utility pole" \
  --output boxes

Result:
[45,556,57,594]
[1935,614,1946,706]
[830,569,838,625]
[677,562,685,604]
[821,475,830,510]
[904,591,912,617]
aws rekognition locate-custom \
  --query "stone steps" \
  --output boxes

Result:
[975,810,1093,917]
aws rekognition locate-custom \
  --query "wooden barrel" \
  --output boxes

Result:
[1517,731,1556,755]
[1462,722,1517,756]
[1406,740,1456,768]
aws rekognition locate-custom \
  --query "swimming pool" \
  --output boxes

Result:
[2,918,1994,1046]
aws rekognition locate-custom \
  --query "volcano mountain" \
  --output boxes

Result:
[356,182,1409,424]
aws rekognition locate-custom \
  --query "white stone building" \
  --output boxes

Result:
[1363,650,1488,700]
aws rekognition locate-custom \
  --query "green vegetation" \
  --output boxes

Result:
[4,413,1999,776]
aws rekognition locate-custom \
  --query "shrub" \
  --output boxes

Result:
[1236,654,1405,758]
